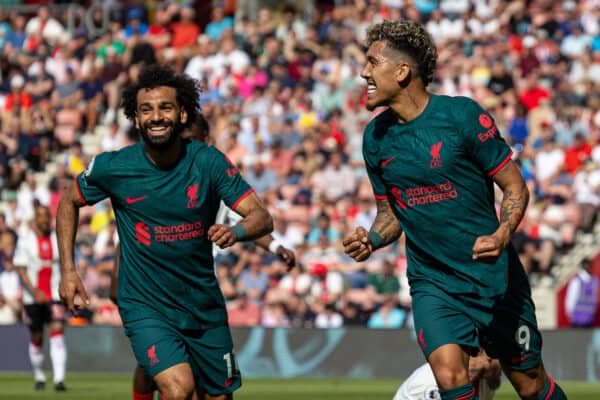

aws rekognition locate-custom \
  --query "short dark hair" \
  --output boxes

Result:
[365,20,437,86]
[121,64,200,129]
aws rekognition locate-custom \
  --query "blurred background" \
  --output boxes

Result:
[0,0,599,390]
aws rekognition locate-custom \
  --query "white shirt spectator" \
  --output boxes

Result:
[13,229,61,304]
[560,33,591,58]
[535,148,565,182]
[315,310,343,328]
[574,169,600,206]
[25,17,65,45]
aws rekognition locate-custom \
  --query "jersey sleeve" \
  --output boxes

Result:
[75,153,112,205]
[362,131,388,200]
[208,147,253,210]
[461,98,512,176]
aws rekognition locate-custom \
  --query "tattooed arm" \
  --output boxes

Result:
[343,197,403,262]
[472,160,529,262]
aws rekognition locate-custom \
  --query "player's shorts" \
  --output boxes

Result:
[412,264,542,371]
[124,318,241,396]
[23,302,66,331]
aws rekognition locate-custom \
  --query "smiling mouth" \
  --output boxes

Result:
[367,84,376,95]
[147,125,171,134]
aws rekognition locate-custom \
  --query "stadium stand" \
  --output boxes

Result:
[0,0,599,330]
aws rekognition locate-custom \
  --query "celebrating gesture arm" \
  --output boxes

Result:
[343,197,402,262]
[472,160,529,262]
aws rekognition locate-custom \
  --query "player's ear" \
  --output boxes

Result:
[180,109,188,125]
[134,115,141,130]
[395,63,411,88]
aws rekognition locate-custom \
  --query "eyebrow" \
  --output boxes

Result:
[138,101,176,108]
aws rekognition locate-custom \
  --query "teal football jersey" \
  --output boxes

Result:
[76,140,253,329]
[363,94,515,300]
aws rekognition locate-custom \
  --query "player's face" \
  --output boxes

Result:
[361,41,407,111]
[35,208,52,236]
[135,86,188,150]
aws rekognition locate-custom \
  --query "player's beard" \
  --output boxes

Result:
[140,119,184,150]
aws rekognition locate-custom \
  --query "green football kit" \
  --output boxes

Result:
[76,140,251,393]
[363,94,541,370]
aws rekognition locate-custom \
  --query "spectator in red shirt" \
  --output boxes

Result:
[564,133,592,175]
[518,72,550,111]
[4,75,32,112]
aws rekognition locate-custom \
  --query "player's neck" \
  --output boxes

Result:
[144,138,184,169]
[389,88,430,124]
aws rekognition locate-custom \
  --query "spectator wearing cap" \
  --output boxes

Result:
[123,8,148,39]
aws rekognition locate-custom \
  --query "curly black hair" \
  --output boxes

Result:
[121,64,200,128]
[365,20,437,86]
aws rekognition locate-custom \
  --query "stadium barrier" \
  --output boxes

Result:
[1,325,599,381]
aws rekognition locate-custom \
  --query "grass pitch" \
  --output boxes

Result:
[0,373,599,399]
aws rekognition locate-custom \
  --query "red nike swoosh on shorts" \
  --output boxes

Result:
[511,353,532,363]
[126,195,148,204]
[381,156,395,167]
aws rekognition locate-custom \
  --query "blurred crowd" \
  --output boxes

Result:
[0,0,599,329]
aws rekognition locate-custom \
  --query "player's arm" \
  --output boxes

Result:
[56,181,90,313]
[208,192,273,249]
[343,196,402,262]
[110,243,120,304]
[472,160,529,261]
[253,235,295,269]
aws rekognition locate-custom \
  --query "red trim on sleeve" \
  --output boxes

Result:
[74,176,87,205]
[49,331,64,339]
[455,386,477,400]
[374,194,388,200]
[231,188,254,210]
[487,151,513,176]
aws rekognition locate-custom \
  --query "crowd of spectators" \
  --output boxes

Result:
[0,0,599,329]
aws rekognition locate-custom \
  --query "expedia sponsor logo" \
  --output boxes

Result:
[477,124,497,143]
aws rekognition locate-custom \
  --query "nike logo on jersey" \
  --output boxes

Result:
[126,195,148,204]
[381,156,395,167]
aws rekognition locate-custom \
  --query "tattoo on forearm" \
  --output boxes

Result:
[499,184,529,233]
[371,199,402,245]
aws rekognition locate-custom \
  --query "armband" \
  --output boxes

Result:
[268,239,283,254]
[368,230,384,250]
[231,224,249,241]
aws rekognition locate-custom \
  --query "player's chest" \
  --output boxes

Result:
[373,128,464,185]
[112,173,214,218]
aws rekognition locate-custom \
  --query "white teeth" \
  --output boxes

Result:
[367,84,376,93]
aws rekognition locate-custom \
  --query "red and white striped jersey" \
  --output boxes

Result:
[13,229,61,304]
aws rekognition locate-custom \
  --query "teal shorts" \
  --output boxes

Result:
[412,265,542,371]
[124,318,241,395]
